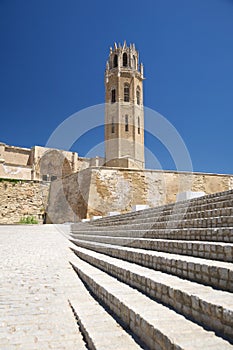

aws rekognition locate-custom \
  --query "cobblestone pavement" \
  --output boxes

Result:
[0,224,87,350]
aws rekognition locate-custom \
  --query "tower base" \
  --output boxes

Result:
[105,157,144,169]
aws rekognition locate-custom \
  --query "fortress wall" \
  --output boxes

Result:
[0,143,92,182]
[0,180,50,224]
[1,166,232,225]
[76,157,91,171]
[3,145,31,166]
[33,146,78,168]
[0,163,32,180]
[86,168,233,218]
[46,167,233,222]
[32,146,93,173]
[46,168,92,223]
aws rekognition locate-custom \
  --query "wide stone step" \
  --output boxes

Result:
[71,245,233,342]
[93,197,233,226]
[72,205,233,231]
[92,216,233,230]
[70,254,233,350]
[71,234,233,262]
[68,264,142,350]
[91,195,233,226]
[70,239,233,292]
[71,227,233,243]
[73,216,233,232]
[93,207,233,227]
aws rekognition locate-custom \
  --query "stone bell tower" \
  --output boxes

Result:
[105,41,145,169]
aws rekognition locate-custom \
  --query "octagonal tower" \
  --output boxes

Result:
[105,41,145,169]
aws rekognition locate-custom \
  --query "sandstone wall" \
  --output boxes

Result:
[0,142,93,181]
[3,145,31,166]
[0,163,33,180]
[46,168,92,223]
[46,167,233,222]
[87,168,233,217]
[0,179,50,224]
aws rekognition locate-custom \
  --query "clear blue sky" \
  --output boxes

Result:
[0,0,233,173]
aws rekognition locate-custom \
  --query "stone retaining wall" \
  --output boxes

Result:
[0,179,50,224]
[47,167,233,222]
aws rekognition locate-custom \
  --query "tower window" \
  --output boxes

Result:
[111,89,116,103]
[112,118,115,133]
[138,116,140,134]
[136,88,140,105]
[123,53,128,67]
[125,115,129,132]
[124,84,129,102]
[113,54,118,68]
[133,55,136,69]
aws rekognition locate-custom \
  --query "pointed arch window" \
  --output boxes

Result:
[113,54,118,68]
[138,116,140,134]
[124,83,130,102]
[111,89,116,103]
[123,52,128,67]
[133,55,136,69]
[136,87,140,105]
[125,115,129,132]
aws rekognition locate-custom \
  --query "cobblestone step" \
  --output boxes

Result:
[71,227,233,242]
[71,234,233,262]
[70,254,233,350]
[71,245,233,342]
[70,239,233,292]
[68,266,143,350]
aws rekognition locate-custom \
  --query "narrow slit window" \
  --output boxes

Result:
[111,118,115,133]
[124,84,129,102]
[138,116,140,134]
[136,88,140,105]
[111,89,116,103]
[125,115,129,132]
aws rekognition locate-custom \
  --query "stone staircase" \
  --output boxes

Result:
[69,189,233,349]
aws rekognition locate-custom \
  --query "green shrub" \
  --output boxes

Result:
[19,216,38,224]
[0,178,21,183]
